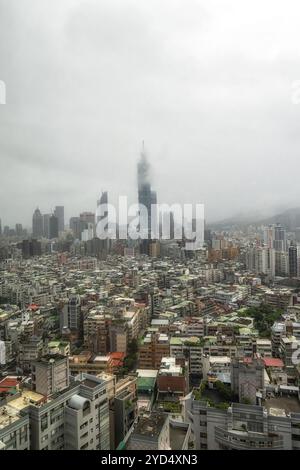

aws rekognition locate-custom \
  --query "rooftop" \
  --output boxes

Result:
[131,413,168,440]
[0,405,20,429]
[82,378,102,389]
[263,358,284,368]
[137,377,156,392]
[265,396,300,414]
[8,390,45,411]
[169,422,189,450]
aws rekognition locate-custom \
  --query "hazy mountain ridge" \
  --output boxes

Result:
[209,207,300,231]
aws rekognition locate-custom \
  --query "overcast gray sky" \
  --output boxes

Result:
[1,0,300,228]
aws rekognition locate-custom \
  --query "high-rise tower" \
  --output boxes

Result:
[54,206,64,234]
[137,145,156,255]
[32,208,43,238]
[97,191,108,226]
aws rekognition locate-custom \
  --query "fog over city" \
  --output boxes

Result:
[1,0,300,227]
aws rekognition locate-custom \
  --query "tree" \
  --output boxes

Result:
[128,338,138,355]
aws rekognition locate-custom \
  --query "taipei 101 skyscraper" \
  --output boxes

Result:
[137,143,157,255]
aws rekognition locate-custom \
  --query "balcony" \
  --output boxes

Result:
[215,427,284,450]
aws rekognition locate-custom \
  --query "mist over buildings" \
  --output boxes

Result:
[1,0,300,227]
[137,148,151,190]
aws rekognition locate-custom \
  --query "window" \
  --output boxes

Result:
[41,415,48,432]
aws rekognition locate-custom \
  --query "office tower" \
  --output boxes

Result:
[15,223,23,237]
[246,246,275,279]
[169,211,175,240]
[3,226,10,237]
[30,239,42,257]
[81,223,94,242]
[264,224,287,251]
[70,217,82,239]
[54,206,64,233]
[32,355,69,396]
[264,225,275,249]
[204,228,212,247]
[49,214,59,239]
[97,191,108,226]
[275,251,289,277]
[32,208,43,238]
[96,191,110,255]
[289,244,298,278]
[151,189,157,207]
[20,239,42,259]
[274,223,286,251]
[21,239,30,259]
[137,145,157,254]
[80,212,95,225]
[43,213,51,238]
[79,212,95,239]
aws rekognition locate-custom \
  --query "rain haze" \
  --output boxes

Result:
[1,0,300,227]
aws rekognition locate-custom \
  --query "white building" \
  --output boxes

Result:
[0,340,6,365]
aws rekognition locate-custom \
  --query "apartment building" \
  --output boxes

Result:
[139,332,170,369]
[184,396,300,450]
[126,413,170,450]
[0,404,30,450]
[98,373,137,449]
[202,356,231,383]
[109,324,128,353]
[279,336,300,369]
[113,379,138,449]
[124,412,191,451]
[32,355,69,396]
[18,336,44,371]
[231,357,265,404]
[83,311,112,354]
[170,337,202,376]
[255,338,272,357]
[272,322,286,357]
[28,374,109,450]
[157,357,188,399]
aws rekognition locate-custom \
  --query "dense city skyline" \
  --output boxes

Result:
[2,1,300,227]
[2,0,300,456]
